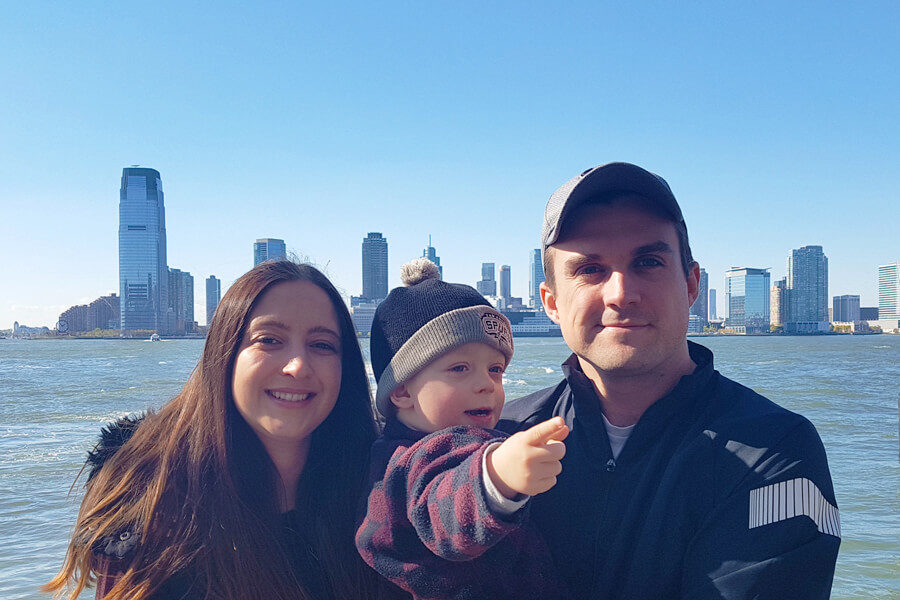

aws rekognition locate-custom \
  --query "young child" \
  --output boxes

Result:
[356,259,567,600]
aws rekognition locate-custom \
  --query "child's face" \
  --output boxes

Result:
[391,342,507,433]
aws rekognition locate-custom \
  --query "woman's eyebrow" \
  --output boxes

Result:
[308,325,340,338]
[249,318,290,331]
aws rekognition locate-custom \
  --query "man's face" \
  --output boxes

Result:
[541,199,699,378]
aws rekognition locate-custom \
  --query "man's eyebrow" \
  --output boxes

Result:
[633,241,674,256]
[563,253,604,270]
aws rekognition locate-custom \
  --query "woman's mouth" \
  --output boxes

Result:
[268,390,312,402]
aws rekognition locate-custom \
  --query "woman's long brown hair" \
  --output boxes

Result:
[45,261,382,600]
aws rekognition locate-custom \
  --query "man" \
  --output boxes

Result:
[498,163,840,599]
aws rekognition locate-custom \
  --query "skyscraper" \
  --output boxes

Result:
[878,262,899,319]
[422,236,442,279]
[254,238,287,266]
[690,268,708,326]
[770,278,788,327]
[724,267,770,333]
[206,275,221,326]
[708,289,717,320]
[476,262,497,296]
[832,295,860,322]
[529,249,544,308]
[786,245,829,332]
[168,268,194,335]
[362,232,388,301]
[499,265,511,302]
[119,167,168,332]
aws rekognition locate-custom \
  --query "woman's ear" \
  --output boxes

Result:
[390,384,414,410]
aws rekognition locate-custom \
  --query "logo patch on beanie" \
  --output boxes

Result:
[481,311,512,350]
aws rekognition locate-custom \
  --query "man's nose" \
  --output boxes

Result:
[605,271,639,308]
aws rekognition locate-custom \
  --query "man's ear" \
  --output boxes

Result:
[686,261,701,307]
[540,281,560,324]
[390,384,414,410]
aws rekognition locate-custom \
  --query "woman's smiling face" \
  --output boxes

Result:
[231,280,343,457]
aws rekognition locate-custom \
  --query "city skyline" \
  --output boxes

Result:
[2,4,898,328]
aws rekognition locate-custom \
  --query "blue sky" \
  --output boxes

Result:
[1,2,897,328]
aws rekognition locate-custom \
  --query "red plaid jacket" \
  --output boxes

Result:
[355,419,562,600]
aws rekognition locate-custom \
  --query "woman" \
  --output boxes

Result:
[45,261,398,600]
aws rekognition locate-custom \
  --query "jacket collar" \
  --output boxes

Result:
[382,416,431,443]
[561,341,717,464]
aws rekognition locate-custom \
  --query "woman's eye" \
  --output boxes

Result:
[256,336,279,345]
[311,341,339,353]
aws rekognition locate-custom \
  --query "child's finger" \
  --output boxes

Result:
[523,416,568,446]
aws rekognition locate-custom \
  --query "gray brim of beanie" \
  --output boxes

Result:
[375,305,514,417]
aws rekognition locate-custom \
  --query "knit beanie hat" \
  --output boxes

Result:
[370,258,514,417]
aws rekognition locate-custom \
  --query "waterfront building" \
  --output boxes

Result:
[59,294,120,333]
[724,267,770,333]
[770,278,788,327]
[206,275,221,326]
[690,268,708,326]
[878,262,899,319]
[476,262,497,297]
[709,288,717,320]
[350,301,379,336]
[362,232,388,302]
[832,295,860,322]
[877,262,900,331]
[422,236,442,279]
[168,268,195,335]
[254,238,287,266]
[860,306,879,320]
[529,249,544,308]
[786,245,828,333]
[499,265,512,307]
[119,167,168,333]
[500,309,561,337]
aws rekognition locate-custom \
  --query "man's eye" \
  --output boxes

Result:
[635,257,664,268]
[576,265,602,276]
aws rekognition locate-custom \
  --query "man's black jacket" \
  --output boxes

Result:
[498,341,840,599]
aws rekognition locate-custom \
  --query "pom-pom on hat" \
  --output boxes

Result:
[370,258,513,417]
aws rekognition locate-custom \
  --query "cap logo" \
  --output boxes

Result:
[481,311,512,349]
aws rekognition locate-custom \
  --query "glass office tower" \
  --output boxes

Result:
[725,267,770,333]
[362,232,388,301]
[529,249,544,308]
[254,238,287,266]
[119,167,168,332]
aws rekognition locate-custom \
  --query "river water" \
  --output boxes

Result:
[1,335,897,598]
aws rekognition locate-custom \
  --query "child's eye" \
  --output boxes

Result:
[489,365,504,374]
[449,364,468,372]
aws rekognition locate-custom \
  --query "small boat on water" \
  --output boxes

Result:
[150,333,161,341]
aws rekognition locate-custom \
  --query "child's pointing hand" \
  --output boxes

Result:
[486,416,568,500]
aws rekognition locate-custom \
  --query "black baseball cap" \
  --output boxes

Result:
[541,162,684,252]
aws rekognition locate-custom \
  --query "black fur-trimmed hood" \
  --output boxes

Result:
[86,413,145,481]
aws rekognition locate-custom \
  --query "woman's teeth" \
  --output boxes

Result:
[270,391,310,402]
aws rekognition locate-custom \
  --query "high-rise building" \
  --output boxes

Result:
[499,265,511,302]
[770,278,788,327]
[690,268,708,326]
[422,236,442,279]
[206,275,221,326]
[786,245,828,332]
[724,267,770,333]
[476,262,497,296]
[529,249,544,308]
[832,295,860,322]
[168,268,195,335]
[708,288,717,320]
[877,262,899,320]
[254,238,287,266]
[119,167,168,333]
[362,232,388,301]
